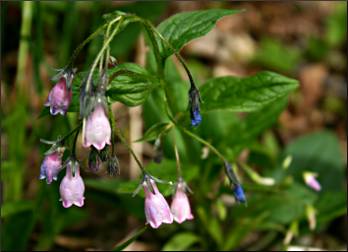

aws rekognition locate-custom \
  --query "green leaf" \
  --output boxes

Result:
[162,232,200,251]
[284,131,345,191]
[200,71,298,112]
[157,9,242,58]
[316,191,347,226]
[106,63,159,106]
[112,226,147,251]
[136,122,173,142]
[40,63,158,117]
[236,183,317,225]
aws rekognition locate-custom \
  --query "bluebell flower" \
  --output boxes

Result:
[189,87,202,127]
[191,107,202,126]
[233,184,246,204]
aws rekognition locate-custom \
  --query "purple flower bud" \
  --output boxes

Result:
[45,78,72,115]
[39,151,63,184]
[59,160,85,208]
[303,172,321,191]
[171,181,194,224]
[83,104,111,151]
[143,178,173,228]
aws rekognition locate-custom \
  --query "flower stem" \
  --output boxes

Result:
[109,106,145,174]
[180,126,226,162]
[174,144,182,178]
[85,16,122,94]
[59,122,82,144]
[143,20,199,91]
[72,126,80,159]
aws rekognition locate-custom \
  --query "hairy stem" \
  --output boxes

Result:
[85,16,122,93]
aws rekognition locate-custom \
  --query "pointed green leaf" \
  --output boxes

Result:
[157,9,242,58]
[106,63,159,106]
[136,122,173,142]
[200,71,298,112]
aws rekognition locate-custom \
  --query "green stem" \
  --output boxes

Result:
[175,53,198,90]
[180,126,225,161]
[59,122,82,144]
[104,21,114,70]
[72,127,80,159]
[174,144,182,178]
[108,105,117,154]
[142,20,164,77]
[85,16,122,93]
[16,1,33,95]
[143,20,198,90]
[110,106,145,174]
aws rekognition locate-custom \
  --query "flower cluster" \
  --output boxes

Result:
[138,175,193,228]
[39,13,248,232]
[40,68,112,208]
[39,65,245,228]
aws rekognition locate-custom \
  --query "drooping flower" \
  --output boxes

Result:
[45,78,72,115]
[83,104,111,151]
[59,160,85,208]
[303,172,321,191]
[233,184,246,204]
[143,177,173,228]
[189,87,202,126]
[39,149,63,184]
[171,180,194,224]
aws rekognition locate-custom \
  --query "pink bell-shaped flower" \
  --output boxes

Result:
[39,150,63,184]
[303,172,321,191]
[143,178,173,228]
[83,104,111,151]
[171,180,194,223]
[45,78,72,115]
[59,160,85,208]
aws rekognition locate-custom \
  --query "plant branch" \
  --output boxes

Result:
[179,126,225,161]
[85,16,122,93]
